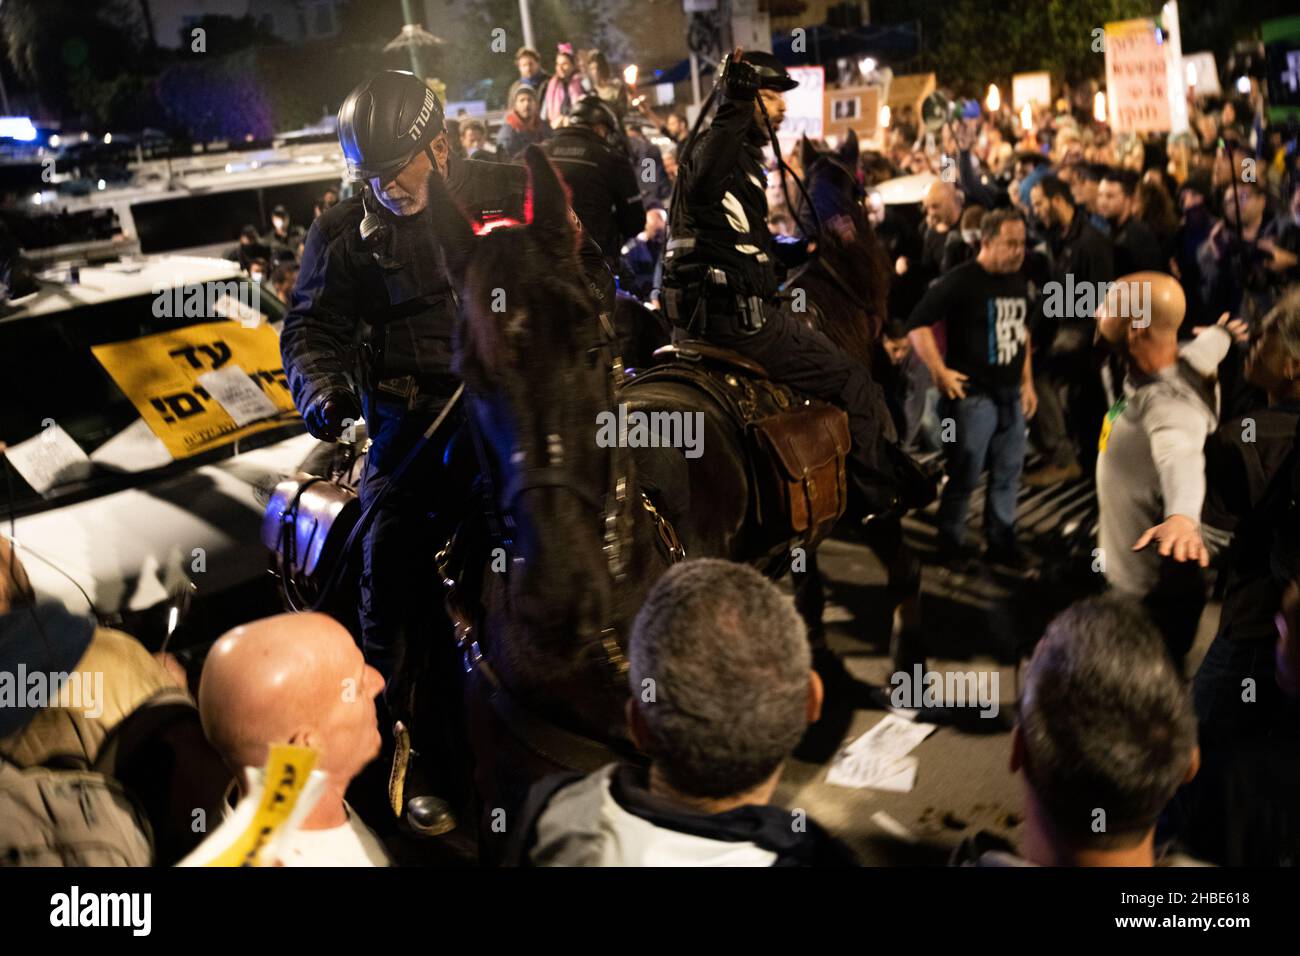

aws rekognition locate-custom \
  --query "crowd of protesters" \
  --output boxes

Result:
[7,32,1300,869]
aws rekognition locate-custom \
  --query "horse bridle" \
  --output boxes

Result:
[482,308,633,583]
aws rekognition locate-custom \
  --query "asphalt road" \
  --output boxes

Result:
[775,471,1220,866]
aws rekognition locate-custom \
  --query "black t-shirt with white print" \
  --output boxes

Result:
[906,260,1031,392]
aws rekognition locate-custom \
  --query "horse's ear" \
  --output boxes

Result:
[799,135,818,172]
[839,128,859,167]
[522,145,574,251]
[425,169,475,284]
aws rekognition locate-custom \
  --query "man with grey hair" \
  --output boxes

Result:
[507,559,851,866]
[956,595,1203,867]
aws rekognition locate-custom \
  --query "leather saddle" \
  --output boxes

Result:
[629,339,851,556]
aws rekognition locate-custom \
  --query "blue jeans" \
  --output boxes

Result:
[937,387,1025,548]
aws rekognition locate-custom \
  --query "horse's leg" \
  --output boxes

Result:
[792,547,826,651]
[862,515,925,676]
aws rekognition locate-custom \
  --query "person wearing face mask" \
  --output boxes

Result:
[280,72,614,835]
[263,204,305,260]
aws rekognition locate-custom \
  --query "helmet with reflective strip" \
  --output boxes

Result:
[337,70,445,182]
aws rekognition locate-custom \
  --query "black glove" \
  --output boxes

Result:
[303,389,362,442]
[720,53,760,102]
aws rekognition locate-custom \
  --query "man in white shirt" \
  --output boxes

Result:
[199,612,391,866]
[1095,271,1246,661]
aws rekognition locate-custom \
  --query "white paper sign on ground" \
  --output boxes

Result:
[826,714,937,792]
[827,752,918,792]
[4,424,93,495]
[197,365,279,428]
[847,713,937,758]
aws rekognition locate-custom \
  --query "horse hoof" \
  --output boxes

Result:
[406,795,458,836]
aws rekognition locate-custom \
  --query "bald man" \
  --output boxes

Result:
[1095,272,1245,660]
[919,180,965,279]
[199,612,391,866]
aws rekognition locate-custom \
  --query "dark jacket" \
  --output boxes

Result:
[545,125,645,261]
[1049,205,1114,289]
[281,156,612,415]
[1111,215,1164,275]
[1203,402,1300,644]
[625,132,671,210]
[663,91,777,299]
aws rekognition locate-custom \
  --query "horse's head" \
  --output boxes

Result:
[791,130,890,350]
[797,129,865,240]
[427,147,618,639]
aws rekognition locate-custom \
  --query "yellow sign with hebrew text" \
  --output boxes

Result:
[92,321,299,458]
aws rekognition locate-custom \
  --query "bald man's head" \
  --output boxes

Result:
[199,612,383,789]
[1097,272,1185,347]
[923,180,963,231]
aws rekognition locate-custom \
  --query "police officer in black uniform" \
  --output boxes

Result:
[544,95,645,275]
[662,50,919,518]
[282,70,613,689]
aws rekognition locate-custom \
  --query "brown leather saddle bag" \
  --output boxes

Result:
[748,403,851,545]
[641,341,851,553]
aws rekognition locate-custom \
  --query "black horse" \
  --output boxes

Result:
[426,148,781,831]
[423,145,920,853]
[781,130,925,669]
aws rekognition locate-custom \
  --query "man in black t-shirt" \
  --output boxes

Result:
[907,208,1038,567]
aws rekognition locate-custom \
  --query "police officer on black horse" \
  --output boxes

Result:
[544,95,645,280]
[281,70,613,833]
[662,49,932,535]
[661,50,934,669]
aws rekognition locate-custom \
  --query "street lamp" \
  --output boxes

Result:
[1093,91,1107,123]
[985,84,1000,113]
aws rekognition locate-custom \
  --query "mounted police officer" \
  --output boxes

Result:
[281,70,613,720]
[544,95,645,277]
[661,50,926,519]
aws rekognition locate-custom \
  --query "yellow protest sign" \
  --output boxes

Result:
[202,744,321,868]
[92,321,299,458]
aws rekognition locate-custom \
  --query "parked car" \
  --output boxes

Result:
[0,254,323,652]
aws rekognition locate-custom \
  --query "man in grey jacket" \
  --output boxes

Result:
[506,560,852,866]
[1095,271,1246,660]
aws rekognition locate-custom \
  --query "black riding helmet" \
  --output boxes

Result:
[568,95,620,133]
[739,50,799,92]
[338,70,446,183]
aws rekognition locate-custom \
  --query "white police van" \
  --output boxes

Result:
[1,255,322,649]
